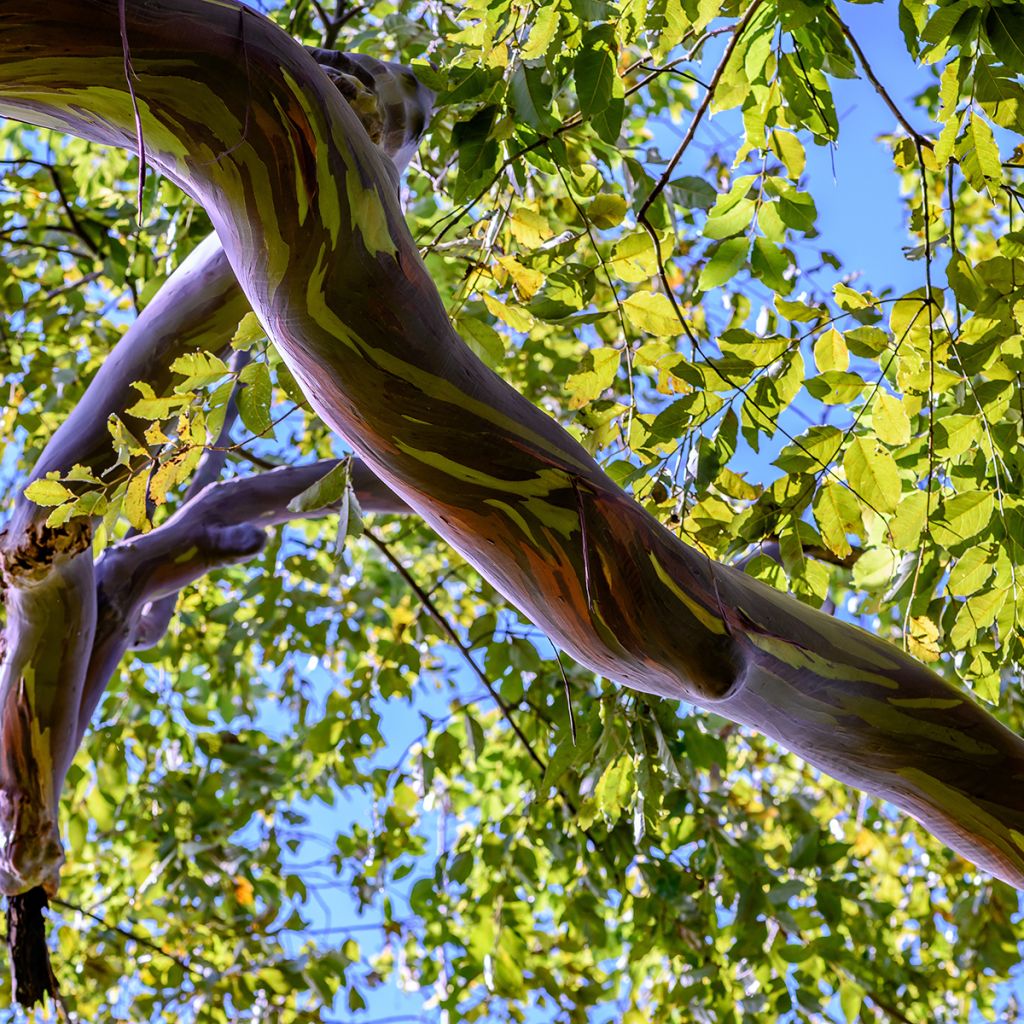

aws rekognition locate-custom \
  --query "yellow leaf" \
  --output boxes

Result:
[24,476,73,506]
[234,876,255,907]
[508,207,552,248]
[622,291,679,336]
[496,257,544,298]
[813,328,849,372]
[124,471,151,533]
[484,293,534,332]
[907,615,941,662]
[144,422,170,445]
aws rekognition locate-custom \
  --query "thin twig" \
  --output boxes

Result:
[49,897,206,981]
[831,9,932,149]
[362,527,548,776]
[118,0,148,223]
[637,0,766,222]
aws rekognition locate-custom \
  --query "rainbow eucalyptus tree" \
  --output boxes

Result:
[1,0,1024,1017]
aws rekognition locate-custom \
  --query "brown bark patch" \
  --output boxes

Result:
[0,519,92,586]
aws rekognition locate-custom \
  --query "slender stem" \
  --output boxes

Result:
[363,527,549,777]
[830,8,932,148]
[637,0,765,222]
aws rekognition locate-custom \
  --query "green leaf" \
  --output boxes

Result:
[698,237,748,290]
[231,310,266,350]
[986,4,1024,72]
[288,460,351,514]
[975,57,1024,134]
[775,185,818,233]
[238,361,274,437]
[670,175,717,211]
[769,129,806,179]
[957,113,1002,193]
[704,198,755,240]
[575,25,616,119]
[453,106,500,202]
[843,437,901,514]
[840,981,865,1023]
[776,425,842,473]
[932,490,994,547]
[948,547,994,598]
[509,64,556,132]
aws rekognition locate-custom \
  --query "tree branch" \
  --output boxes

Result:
[1,0,1022,903]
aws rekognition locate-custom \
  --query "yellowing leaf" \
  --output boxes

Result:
[125,381,190,421]
[833,282,872,311]
[957,112,1002,193]
[497,256,544,298]
[566,348,620,408]
[508,207,552,248]
[586,193,628,229]
[888,489,928,550]
[907,615,941,662]
[170,350,230,391]
[24,477,73,506]
[622,291,679,336]
[813,481,860,559]
[521,4,560,60]
[484,292,534,332]
[813,328,849,372]
[843,437,901,514]
[873,392,911,446]
[609,232,659,283]
[124,471,151,533]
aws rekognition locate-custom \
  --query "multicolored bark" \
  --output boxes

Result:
[0,0,1021,923]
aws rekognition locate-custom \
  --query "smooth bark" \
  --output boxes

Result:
[0,0,1022,893]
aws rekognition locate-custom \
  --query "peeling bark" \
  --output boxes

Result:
[0,0,1022,909]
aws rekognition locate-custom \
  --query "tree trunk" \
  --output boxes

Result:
[0,0,1022,909]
